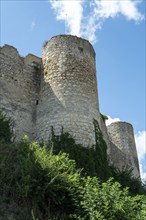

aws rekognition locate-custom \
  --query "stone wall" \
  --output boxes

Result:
[36,35,102,146]
[0,45,42,141]
[107,122,140,177]
[0,35,140,177]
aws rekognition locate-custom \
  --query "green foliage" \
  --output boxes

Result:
[73,177,146,220]
[0,110,15,143]
[94,119,111,180]
[111,166,146,195]
[47,124,111,181]
[0,113,146,219]
[46,125,146,195]
[100,113,108,121]
[0,140,146,219]
[0,140,80,219]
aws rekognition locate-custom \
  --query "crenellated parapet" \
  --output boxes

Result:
[0,44,42,141]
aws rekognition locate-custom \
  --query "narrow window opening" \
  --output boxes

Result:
[36,100,39,105]
[32,61,40,69]
[78,47,83,53]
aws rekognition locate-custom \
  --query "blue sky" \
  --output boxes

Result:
[1,0,145,180]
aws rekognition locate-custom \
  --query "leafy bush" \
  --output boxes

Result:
[0,141,146,219]
[111,166,146,195]
[0,110,15,143]
[0,139,81,219]
[47,126,146,195]
[73,177,146,220]
[0,113,146,219]
[47,124,111,181]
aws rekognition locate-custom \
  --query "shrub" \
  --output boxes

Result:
[47,124,111,181]
[111,166,146,195]
[0,140,146,219]
[73,177,146,220]
[0,139,81,219]
[0,110,15,143]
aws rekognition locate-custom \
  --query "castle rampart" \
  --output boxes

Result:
[0,35,140,177]
[0,45,42,141]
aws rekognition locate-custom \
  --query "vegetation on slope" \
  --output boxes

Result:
[1,139,146,220]
[0,111,146,219]
[46,123,110,181]
[47,125,146,196]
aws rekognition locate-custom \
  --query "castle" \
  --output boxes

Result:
[0,35,139,177]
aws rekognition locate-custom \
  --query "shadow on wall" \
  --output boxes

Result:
[1,44,96,145]
[36,35,101,146]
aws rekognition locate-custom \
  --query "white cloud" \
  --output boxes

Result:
[119,0,144,21]
[105,115,121,126]
[49,0,144,43]
[135,131,146,181]
[50,0,83,36]
[135,131,146,182]
[135,131,146,161]
[85,0,144,43]
[31,20,36,30]
[140,163,146,182]
[93,0,144,21]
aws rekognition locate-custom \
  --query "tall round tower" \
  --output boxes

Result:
[36,35,101,146]
[107,122,140,177]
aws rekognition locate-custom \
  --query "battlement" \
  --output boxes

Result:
[0,44,41,65]
[0,44,21,63]
[24,54,42,66]
[0,44,42,141]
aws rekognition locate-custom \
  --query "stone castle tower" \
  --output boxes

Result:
[0,35,139,177]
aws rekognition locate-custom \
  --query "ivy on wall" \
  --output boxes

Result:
[47,119,111,181]
[0,110,15,143]
[93,119,111,180]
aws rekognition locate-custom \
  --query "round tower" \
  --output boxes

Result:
[107,122,140,177]
[36,35,101,146]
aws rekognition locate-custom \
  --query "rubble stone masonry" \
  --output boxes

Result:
[0,35,139,177]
